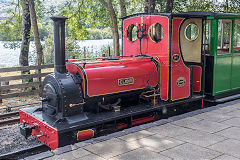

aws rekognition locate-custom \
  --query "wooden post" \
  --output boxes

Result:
[0,81,9,104]
[35,67,41,93]
[0,79,2,104]
[83,46,86,58]
[108,46,111,57]
[22,69,32,85]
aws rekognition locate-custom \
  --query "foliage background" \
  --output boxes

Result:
[0,0,239,64]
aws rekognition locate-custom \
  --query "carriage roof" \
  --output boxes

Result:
[121,11,240,20]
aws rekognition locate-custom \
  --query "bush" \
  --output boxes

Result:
[42,34,54,64]
[43,35,92,64]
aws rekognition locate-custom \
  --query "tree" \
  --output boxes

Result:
[166,0,174,13]
[59,0,110,40]
[99,0,120,56]
[0,0,48,65]
[225,0,229,12]
[28,0,43,65]
[19,0,31,67]
[118,0,127,18]
[144,0,156,13]
[173,0,213,12]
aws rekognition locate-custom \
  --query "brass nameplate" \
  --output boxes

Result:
[176,77,186,87]
[118,77,134,86]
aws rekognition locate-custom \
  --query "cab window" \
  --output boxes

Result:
[233,20,240,53]
[126,24,137,42]
[217,20,232,54]
[185,23,199,41]
[149,23,164,43]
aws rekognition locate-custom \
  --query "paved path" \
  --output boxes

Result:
[27,99,240,160]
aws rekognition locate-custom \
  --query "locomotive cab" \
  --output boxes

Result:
[123,13,205,101]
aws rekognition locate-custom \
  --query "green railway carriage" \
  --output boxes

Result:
[204,12,240,101]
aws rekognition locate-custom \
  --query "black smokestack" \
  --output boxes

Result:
[51,16,68,74]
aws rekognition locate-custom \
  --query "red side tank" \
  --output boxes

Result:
[66,57,158,98]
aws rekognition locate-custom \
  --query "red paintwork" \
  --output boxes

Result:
[117,124,128,129]
[77,129,94,141]
[171,18,190,101]
[19,110,59,150]
[132,115,155,126]
[117,115,155,129]
[123,15,169,100]
[67,57,157,97]
[193,66,202,92]
[67,15,171,100]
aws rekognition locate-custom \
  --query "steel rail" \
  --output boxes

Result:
[0,144,50,160]
[0,117,20,126]
[0,111,20,126]
[0,102,41,126]
[0,101,41,112]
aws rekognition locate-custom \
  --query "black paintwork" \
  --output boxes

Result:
[51,16,68,74]
[205,55,214,95]
[24,95,203,133]
[22,94,203,146]
[20,123,35,139]
[42,72,84,120]
[41,17,84,121]
[168,15,172,101]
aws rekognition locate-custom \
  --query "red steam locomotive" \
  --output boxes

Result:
[19,12,232,150]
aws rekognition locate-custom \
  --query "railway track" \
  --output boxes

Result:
[0,111,19,127]
[0,144,50,160]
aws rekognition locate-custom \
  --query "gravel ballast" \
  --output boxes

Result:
[0,123,42,155]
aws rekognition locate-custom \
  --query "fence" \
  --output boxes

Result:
[0,64,54,103]
[0,47,112,105]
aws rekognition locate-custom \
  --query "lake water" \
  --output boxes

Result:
[0,39,113,67]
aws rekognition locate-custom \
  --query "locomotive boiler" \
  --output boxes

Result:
[19,12,240,150]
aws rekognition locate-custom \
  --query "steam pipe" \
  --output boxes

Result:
[51,16,68,74]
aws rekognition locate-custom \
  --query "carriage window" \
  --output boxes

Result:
[233,21,240,53]
[185,23,199,41]
[217,20,232,54]
[203,21,211,54]
[149,23,164,43]
[126,24,137,42]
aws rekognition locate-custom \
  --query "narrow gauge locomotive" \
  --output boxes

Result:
[19,12,240,149]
